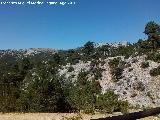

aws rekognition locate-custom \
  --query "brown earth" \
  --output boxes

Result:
[0,113,112,120]
[0,112,159,120]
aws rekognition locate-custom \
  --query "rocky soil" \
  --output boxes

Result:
[59,55,160,108]
[0,111,159,120]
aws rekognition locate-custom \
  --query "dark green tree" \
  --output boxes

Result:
[0,62,26,112]
[16,65,68,112]
[144,21,160,36]
[83,41,94,56]
[144,21,160,49]
[66,70,101,113]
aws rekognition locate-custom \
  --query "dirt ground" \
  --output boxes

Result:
[0,113,160,120]
[0,113,111,120]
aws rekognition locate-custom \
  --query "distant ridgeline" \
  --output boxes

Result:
[95,41,128,48]
[0,21,160,113]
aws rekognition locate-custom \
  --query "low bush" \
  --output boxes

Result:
[108,57,121,68]
[109,58,124,82]
[92,68,104,80]
[141,62,149,68]
[150,66,160,76]
[128,68,133,72]
[68,66,74,72]
[62,113,83,120]
[96,89,128,114]
[147,91,154,100]
[66,71,101,114]
[117,100,128,114]
[135,82,145,91]
[146,52,160,63]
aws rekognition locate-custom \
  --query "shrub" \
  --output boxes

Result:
[128,68,133,72]
[90,59,99,67]
[150,68,158,76]
[150,66,160,76]
[66,84,96,113]
[147,91,154,100]
[16,66,69,113]
[96,89,128,114]
[62,113,83,120]
[113,67,123,79]
[110,44,134,59]
[83,41,94,55]
[66,71,101,114]
[141,62,149,68]
[109,58,124,82]
[92,68,104,80]
[135,82,145,91]
[108,57,121,68]
[117,100,128,114]
[131,58,138,63]
[146,52,160,63]
[119,61,126,68]
[96,89,119,113]
[100,60,106,66]
[110,67,123,82]
[68,66,74,72]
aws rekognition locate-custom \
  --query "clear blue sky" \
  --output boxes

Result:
[0,0,160,50]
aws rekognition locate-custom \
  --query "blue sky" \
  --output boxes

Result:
[0,0,160,50]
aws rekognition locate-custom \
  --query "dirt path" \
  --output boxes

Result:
[0,113,112,120]
[0,112,159,120]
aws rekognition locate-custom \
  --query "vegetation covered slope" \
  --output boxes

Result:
[0,21,160,113]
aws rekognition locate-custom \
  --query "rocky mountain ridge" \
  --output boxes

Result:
[1,21,160,113]
[1,41,160,109]
[58,55,160,108]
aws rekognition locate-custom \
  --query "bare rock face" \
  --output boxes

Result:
[24,48,57,56]
[59,55,160,108]
[100,55,160,108]
[0,48,57,58]
[59,61,91,81]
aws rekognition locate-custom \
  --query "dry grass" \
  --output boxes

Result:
[0,113,113,120]
[0,112,159,120]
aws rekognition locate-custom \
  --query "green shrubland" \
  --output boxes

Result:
[0,21,160,113]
